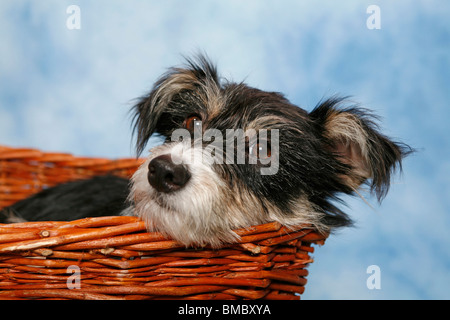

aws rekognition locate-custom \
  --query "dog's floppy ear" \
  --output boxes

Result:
[131,55,219,156]
[310,97,413,200]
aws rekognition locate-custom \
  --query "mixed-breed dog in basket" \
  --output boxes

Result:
[0,55,412,247]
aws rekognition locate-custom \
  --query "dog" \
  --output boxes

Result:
[0,55,412,247]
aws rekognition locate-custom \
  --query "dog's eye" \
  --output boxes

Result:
[249,140,272,160]
[184,115,202,132]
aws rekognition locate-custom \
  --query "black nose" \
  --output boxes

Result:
[147,155,191,193]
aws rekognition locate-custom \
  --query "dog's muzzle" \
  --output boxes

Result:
[147,155,191,193]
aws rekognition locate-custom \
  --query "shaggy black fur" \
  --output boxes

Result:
[0,175,129,223]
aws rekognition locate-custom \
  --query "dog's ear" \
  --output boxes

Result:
[310,98,413,200]
[131,55,219,156]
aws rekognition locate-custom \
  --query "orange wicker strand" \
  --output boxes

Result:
[0,145,328,300]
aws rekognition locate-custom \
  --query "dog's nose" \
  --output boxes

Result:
[147,155,191,193]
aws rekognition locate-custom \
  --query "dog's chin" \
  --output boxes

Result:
[134,194,239,248]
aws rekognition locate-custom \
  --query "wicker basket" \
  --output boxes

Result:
[0,145,327,300]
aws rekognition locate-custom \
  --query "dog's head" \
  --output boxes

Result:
[129,55,412,247]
